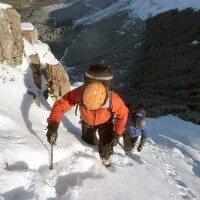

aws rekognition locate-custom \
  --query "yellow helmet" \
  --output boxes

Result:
[83,82,107,110]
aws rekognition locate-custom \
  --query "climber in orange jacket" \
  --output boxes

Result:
[46,64,128,167]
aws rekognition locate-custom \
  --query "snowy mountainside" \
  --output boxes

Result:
[0,50,200,199]
[73,0,200,26]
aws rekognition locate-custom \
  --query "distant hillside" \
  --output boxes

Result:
[127,8,200,124]
[0,0,60,9]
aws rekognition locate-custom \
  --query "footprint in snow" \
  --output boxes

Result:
[111,151,148,168]
[128,153,147,165]
[165,163,196,200]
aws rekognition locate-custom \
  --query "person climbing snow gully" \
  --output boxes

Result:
[123,104,148,156]
[46,64,128,167]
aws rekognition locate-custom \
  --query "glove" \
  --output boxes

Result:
[137,145,142,152]
[110,132,120,147]
[46,122,59,144]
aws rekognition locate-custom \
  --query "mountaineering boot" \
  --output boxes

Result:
[125,150,131,156]
[101,156,111,167]
[124,147,132,156]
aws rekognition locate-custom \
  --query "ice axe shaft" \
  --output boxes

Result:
[49,135,56,170]
[49,141,54,170]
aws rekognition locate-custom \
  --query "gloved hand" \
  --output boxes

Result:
[137,145,142,152]
[46,122,59,144]
[110,132,120,147]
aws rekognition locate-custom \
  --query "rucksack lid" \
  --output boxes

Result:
[75,64,113,115]
[82,82,107,110]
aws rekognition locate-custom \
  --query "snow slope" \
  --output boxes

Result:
[0,37,200,200]
[74,0,200,26]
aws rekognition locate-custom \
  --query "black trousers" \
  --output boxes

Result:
[81,121,114,159]
[123,132,138,152]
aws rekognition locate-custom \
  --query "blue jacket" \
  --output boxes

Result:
[125,113,148,138]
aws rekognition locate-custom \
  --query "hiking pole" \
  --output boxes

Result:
[117,141,124,150]
[49,134,57,170]
[110,139,124,150]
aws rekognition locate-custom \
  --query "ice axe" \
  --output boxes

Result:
[49,134,57,170]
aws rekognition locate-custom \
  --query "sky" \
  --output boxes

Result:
[0,1,200,200]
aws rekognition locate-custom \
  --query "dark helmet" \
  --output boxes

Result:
[136,116,146,129]
[84,64,113,88]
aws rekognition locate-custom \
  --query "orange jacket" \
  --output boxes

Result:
[47,86,128,135]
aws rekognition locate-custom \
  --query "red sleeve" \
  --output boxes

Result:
[47,86,83,124]
[111,92,128,135]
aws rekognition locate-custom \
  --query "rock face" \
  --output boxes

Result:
[42,63,70,98]
[0,8,23,66]
[28,54,42,89]
[23,28,70,98]
[0,6,71,103]
[22,28,38,44]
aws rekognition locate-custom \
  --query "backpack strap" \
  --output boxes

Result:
[75,84,86,116]
[107,90,112,113]
[75,104,79,116]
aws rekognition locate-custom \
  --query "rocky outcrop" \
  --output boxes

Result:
[0,8,23,66]
[42,63,70,98]
[29,54,42,89]
[23,25,71,100]
[22,27,38,44]
[1,5,71,104]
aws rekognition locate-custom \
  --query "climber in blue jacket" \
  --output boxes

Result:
[123,104,148,155]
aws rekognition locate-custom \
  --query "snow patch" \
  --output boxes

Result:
[191,40,200,45]
[0,3,12,9]
[23,38,37,57]
[74,0,200,26]
[21,23,34,31]
[33,41,59,67]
